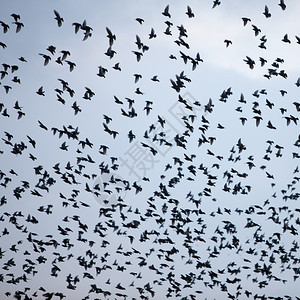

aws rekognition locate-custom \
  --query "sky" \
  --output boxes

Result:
[0,0,299,299]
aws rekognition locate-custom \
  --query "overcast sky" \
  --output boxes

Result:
[0,1,299,299]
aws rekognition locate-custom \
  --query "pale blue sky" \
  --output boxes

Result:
[0,1,299,299]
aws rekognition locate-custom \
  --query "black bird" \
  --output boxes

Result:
[97,66,108,77]
[19,56,27,62]
[72,22,81,33]
[0,42,7,49]
[267,120,276,129]
[224,39,232,47]
[106,27,116,46]
[11,13,20,22]
[128,130,136,143]
[282,34,291,43]
[134,74,142,83]
[244,56,255,69]
[149,28,157,39]
[39,53,51,66]
[136,18,144,24]
[36,86,45,96]
[253,116,263,127]
[47,45,56,55]
[132,51,143,62]
[61,50,70,60]
[259,57,267,66]
[54,10,64,27]
[162,5,171,18]
[65,60,76,72]
[186,6,194,18]
[212,0,221,8]
[263,6,271,18]
[241,17,251,26]
[252,25,261,36]
[278,0,286,10]
[113,63,121,71]
[0,21,10,33]
[38,120,48,130]
[27,136,36,148]
[13,21,24,33]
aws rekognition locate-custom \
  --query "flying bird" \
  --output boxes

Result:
[263,5,271,18]
[13,21,24,33]
[212,0,221,8]
[278,0,286,10]
[224,39,232,47]
[186,6,194,18]
[54,10,64,27]
[162,5,171,18]
[241,17,251,26]
[244,56,255,69]
[36,86,45,96]
[136,18,144,24]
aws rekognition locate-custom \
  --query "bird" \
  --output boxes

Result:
[106,27,116,46]
[240,117,247,125]
[282,34,291,43]
[244,56,255,69]
[46,45,56,55]
[162,5,171,18]
[278,0,286,10]
[97,66,108,77]
[253,116,263,127]
[39,53,51,66]
[0,21,10,33]
[19,56,27,62]
[151,75,159,82]
[132,51,143,62]
[38,120,48,130]
[267,120,276,129]
[61,50,70,60]
[224,39,232,47]
[136,18,144,24]
[186,6,194,18]
[36,86,45,96]
[72,22,81,33]
[252,25,261,36]
[11,13,20,22]
[149,28,157,39]
[242,17,251,26]
[113,63,121,71]
[263,6,271,18]
[212,0,221,9]
[128,130,136,143]
[54,10,64,27]
[134,74,142,83]
[65,60,76,72]
[13,21,24,33]
[0,42,7,49]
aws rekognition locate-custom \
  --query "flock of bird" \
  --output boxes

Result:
[0,1,300,299]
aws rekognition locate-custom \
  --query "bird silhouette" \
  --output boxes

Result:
[0,4,299,300]
[54,10,64,27]
[162,5,171,18]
